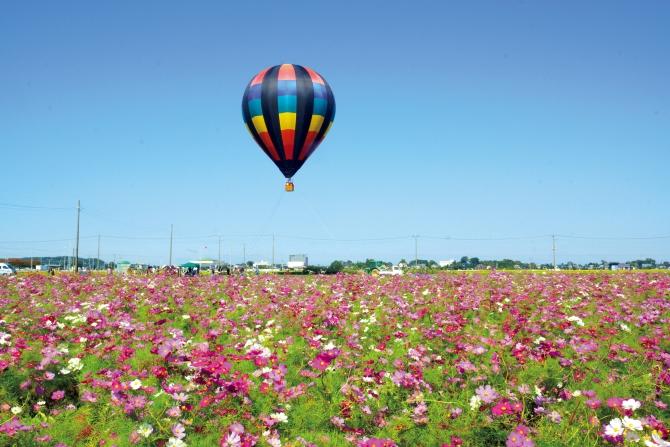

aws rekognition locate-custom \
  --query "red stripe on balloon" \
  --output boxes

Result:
[278,64,296,80]
[260,132,280,160]
[250,67,271,86]
[298,131,317,160]
[303,67,324,85]
[281,129,295,159]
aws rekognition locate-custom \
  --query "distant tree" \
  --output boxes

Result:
[496,259,516,269]
[326,260,344,274]
[246,261,253,267]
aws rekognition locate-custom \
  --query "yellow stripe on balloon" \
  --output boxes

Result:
[308,115,324,132]
[251,115,267,133]
[279,112,296,130]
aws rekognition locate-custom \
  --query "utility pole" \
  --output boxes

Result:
[413,235,419,268]
[218,236,222,266]
[30,256,33,270]
[272,234,275,267]
[97,234,101,270]
[169,224,173,266]
[74,200,81,272]
[552,234,556,270]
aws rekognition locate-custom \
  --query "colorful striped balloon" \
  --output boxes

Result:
[242,64,335,182]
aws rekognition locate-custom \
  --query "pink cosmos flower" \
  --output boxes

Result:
[172,423,186,439]
[586,398,601,409]
[491,400,517,417]
[166,406,182,418]
[607,397,624,410]
[51,390,65,400]
[81,391,98,403]
[308,349,340,371]
[475,385,499,404]
[357,439,398,447]
[506,431,535,447]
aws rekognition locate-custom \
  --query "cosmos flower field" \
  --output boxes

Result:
[1,272,669,447]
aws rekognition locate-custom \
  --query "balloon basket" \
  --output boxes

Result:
[284,181,294,192]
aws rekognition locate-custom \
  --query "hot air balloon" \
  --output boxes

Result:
[242,64,335,191]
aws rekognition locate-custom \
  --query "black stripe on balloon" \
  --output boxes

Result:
[293,65,314,170]
[306,78,335,160]
[241,83,271,160]
[260,66,288,176]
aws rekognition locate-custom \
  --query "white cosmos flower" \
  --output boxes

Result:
[67,357,83,371]
[626,431,641,442]
[137,423,154,438]
[622,399,641,412]
[223,432,241,447]
[469,395,482,411]
[10,406,22,415]
[645,431,670,447]
[0,332,11,345]
[566,316,585,326]
[130,379,143,390]
[166,437,187,447]
[622,416,643,431]
[605,418,624,437]
[271,412,288,423]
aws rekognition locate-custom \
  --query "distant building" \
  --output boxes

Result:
[610,262,632,271]
[287,254,308,270]
[439,260,455,268]
[116,260,131,273]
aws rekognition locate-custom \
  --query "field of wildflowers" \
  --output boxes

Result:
[0,271,669,447]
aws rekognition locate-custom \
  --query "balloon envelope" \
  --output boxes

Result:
[242,64,335,179]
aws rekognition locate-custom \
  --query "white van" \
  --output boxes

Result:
[0,263,16,276]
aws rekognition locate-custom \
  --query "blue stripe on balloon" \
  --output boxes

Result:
[248,99,263,117]
[312,83,327,99]
[312,98,327,116]
[277,95,297,113]
[276,80,297,96]
[246,84,262,100]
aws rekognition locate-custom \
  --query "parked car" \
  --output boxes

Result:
[378,265,404,276]
[0,263,16,276]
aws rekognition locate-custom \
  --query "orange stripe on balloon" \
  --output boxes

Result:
[250,67,271,85]
[278,64,296,80]
[259,132,280,160]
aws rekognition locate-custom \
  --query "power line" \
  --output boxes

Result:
[0,202,74,211]
[0,236,97,244]
[555,234,670,240]
[420,234,554,241]
[2,232,670,245]
[275,235,412,242]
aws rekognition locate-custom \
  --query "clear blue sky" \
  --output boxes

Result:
[1,0,669,265]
